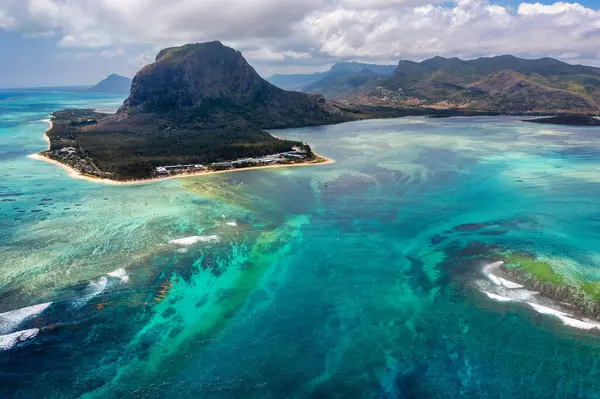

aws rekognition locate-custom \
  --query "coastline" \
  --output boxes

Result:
[29,120,335,186]
[41,119,52,147]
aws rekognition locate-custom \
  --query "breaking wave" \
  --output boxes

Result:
[108,268,129,283]
[0,328,40,351]
[482,291,512,302]
[168,235,220,246]
[528,303,600,331]
[483,261,524,289]
[0,302,52,334]
[70,277,108,309]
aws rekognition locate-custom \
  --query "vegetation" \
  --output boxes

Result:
[524,115,600,126]
[45,110,304,179]
[495,250,600,318]
[501,252,564,285]
[286,55,600,114]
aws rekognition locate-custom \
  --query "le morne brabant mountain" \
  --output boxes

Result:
[271,55,600,115]
[43,42,361,180]
[87,74,132,94]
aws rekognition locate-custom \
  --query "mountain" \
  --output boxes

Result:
[45,42,361,179]
[266,62,396,95]
[266,72,328,92]
[328,62,397,77]
[118,42,350,129]
[345,55,600,114]
[87,74,132,94]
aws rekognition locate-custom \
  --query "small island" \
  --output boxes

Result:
[523,115,600,126]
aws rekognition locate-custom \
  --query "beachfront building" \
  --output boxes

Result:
[283,153,305,159]
[59,147,78,155]
[291,146,307,155]
[164,164,205,171]
[156,164,205,176]
[211,161,233,170]
[156,166,168,175]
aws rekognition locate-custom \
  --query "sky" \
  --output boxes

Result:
[0,0,600,87]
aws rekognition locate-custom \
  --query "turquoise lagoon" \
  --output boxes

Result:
[2,91,600,397]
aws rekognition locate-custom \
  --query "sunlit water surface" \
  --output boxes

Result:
[2,91,600,398]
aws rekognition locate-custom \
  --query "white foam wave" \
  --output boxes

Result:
[169,235,220,246]
[528,303,600,331]
[498,277,523,289]
[71,277,108,309]
[0,303,52,334]
[226,221,237,227]
[108,268,129,283]
[483,291,512,302]
[86,277,108,297]
[506,289,536,301]
[481,286,536,302]
[0,328,39,351]
[483,261,524,289]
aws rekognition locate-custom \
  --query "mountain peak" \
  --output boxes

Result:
[122,41,268,115]
[155,41,227,62]
[118,41,354,129]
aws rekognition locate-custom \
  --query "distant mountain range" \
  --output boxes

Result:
[88,74,132,94]
[2,74,131,94]
[267,62,396,94]
[272,55,600,114]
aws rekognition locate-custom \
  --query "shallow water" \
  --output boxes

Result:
[2,91,600,398]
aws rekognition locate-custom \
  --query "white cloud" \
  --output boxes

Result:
[295,1,600,62]
[100,48,126,58]
[0,7,17,29]
[0,0,599,72]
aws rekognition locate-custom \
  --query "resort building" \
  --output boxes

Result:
[211,161,233,170]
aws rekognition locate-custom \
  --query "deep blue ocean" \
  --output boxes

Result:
[2,91,600,398]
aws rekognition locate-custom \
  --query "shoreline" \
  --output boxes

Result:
[29,120,335,186]
[41,119,52,147]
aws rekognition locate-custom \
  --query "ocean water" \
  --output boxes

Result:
[2,91,600,398]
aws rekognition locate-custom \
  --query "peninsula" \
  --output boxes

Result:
[33,42,357,182]
[523,115,600,126]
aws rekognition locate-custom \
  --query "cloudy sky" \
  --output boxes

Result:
[1,0,600,87]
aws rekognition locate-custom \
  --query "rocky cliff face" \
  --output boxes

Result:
[119,41,353,129]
